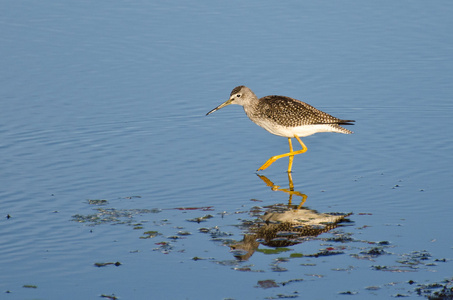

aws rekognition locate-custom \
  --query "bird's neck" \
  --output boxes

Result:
[242,97,260,119]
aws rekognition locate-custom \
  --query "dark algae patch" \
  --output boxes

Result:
[87,199,108,205]
[257,279,279,289]
[100,294,119,300]
[72,208,161,225]
[139,230,161,239]
[414,277,453,299]
[94,262,122,267]
[186,214,214,223]
[303,249,344,257]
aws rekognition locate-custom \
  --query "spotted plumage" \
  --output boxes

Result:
[206,85,355,171]
[221,85,355,137]
[253,95,353,129]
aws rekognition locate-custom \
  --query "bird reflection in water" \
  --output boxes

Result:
[230,173,351,261]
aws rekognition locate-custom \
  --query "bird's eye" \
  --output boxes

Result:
[236,94,241,98]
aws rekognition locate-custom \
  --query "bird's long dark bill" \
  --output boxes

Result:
[206,99,233,116]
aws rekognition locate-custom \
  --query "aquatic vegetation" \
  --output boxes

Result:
[186,214,214,223]
[139,230,161,239]
[94,262,121,267]
[100,294,118,300]
[414,277,453,298]
[87,199,108,205]
[68,197,451,299]
[22,284,37,289]
[71,208,161,225]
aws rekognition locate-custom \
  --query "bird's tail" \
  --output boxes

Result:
[331,120,355,134]
[338,120,355,126]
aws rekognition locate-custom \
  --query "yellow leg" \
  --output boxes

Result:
[288,138,294,173]
[294,135,308,152]
[257,135,308,172]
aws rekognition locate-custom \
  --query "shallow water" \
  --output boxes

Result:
[1,1,453,299]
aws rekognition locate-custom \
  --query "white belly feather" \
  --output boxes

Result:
[255,121,347,138]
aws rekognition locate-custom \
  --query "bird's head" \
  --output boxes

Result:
[206,85,255,115]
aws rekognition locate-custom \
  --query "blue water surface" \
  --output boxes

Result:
[1,1,452,299]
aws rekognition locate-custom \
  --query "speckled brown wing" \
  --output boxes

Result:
[257,95,347,127]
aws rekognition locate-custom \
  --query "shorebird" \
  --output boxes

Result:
[206,86,354,172]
